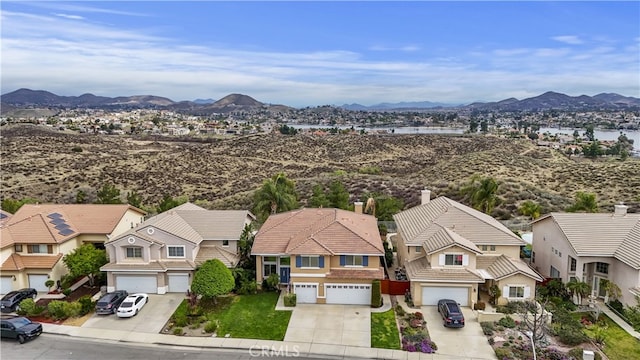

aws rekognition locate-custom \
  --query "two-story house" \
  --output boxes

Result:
[531,204,640,306]
[251,207,385,305]
[0,204,145,294]
[101,202,254,294]
[393,190,543,307]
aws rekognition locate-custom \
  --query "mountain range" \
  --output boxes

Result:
[2,88,639,114]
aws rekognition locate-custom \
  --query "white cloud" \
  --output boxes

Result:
[53,13,85,20]
[552,35,584,45]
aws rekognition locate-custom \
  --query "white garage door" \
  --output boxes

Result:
[1,277,13,295]
[421,286,469,306]
[167,274,190,293]
[116,275,157,294]
[326,284,371,305]
[293,283,317,303]
[28,274,49,292]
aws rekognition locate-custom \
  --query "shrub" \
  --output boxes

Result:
[480,321,495,336]
[494,348,514,360]
[45,279,55,291]
[262,273,280,292]
[77,295,94,316]
[474,301,486,310]
[371,280,382,308]
[173,314,188,327]
[608,299,624,314]
[283,293,296,307]
[236,278,257,295]
[558,327,588,346]
[62,288,72,297]
[487,337,495,345]
[395,304,406,316]
[47,300,80,320]
[173,327,184,335]
[498,316,516,328]
[414,312,423,320]
[71,146,83,152]
[204,321,217,333]
[17,299,45,316]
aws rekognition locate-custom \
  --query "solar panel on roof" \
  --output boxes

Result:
[47,213,63,219]
[58,228,75,236]
[50,218,67,226]
[54,224,70,231]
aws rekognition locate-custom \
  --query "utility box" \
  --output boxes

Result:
[583,350,595,360]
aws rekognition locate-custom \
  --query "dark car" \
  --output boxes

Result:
[0,316,42,344]
[95,290,129,315]
[437,299,465,328]
[0,289,37,313]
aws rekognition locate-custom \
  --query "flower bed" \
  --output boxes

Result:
[395,306,438,353]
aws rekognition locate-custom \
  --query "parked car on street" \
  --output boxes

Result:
[437,299,465,328]
[95,290,129,315]
[0,289,38,313]
[116,293,148,318]
[0,316,42,344]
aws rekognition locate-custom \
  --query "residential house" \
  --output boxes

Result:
[0,204,145,294]
[251,206,385,305]
[101,203,254,294]
[531,204,640,306]
[393,190,543,307]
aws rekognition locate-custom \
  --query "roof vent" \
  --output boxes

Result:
[614,203,628,216]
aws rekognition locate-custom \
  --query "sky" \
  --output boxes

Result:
[1,1,639,107]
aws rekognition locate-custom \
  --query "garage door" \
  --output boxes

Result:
[326,284,371,305]
[116,275,157,294]
[167,274,190,293]
[421,286,469,306]
[293,283,317,303]
[1,277,13,295]
[28,274,49,292]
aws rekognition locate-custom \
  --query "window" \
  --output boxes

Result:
[569,257,577,272]
[508,286,525,298]
[222,240,229,247]
[596,262,609,274]
[263,256,277,278]
[279,257,290,266]
[482,245,496,252]
[481,245,487,251]
[415,246,422,253]
[126,247,142,258]
[550,266,560,278]
[14,244,22,252]
[445,254,463,266]
[559,251,562,258]
[490,245,496,251]
[167,246,185,258]
[300,256,320,268]
[28,244,50,254]
[344,255,364,266]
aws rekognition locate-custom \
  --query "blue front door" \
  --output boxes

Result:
[280,267,290,284]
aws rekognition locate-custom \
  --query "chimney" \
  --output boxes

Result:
[354,202,363,214]
[421,189,431,205]
[614,203,628,216]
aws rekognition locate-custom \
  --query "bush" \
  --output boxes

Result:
[487,337,495,345]
[173,327,184,335]
[558,327,588,346]
[283,293,296,307]
[480,321,495,336]
[16,299,45,316]
[371,280,382,308]
[608,299,624,314]
[45,279,55,291]
[173,314,188,327]
[498,316,516,328]
[236,278,257,295]
[71,146,83,152]
[474,301,486,310]
[494,348,513,359]
[395,304,406,316]
[77,295,94,316]
[62,288,72,297]
[262,273,280,292]
[47,300,81,320]
[204,321,217,333]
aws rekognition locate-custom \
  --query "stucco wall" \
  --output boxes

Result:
[111,209,145,238]
[429,245,477,269]
[610,260,640,307]
[495,274,538,305]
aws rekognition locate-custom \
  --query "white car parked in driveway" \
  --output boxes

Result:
[116,293,148,318]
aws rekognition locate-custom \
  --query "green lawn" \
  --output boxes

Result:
[583,315,640,360]
[206,292,292,340]
[371,309,401,349]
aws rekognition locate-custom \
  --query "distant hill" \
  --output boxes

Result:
[193,98,216,104]
[465,91,640,111]
[341,100,456,111]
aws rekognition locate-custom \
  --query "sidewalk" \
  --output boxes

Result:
[597,302,640,340]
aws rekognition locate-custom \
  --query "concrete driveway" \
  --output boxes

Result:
[284,304,370,347]
[82,293,183,334]
[423,306,497,360]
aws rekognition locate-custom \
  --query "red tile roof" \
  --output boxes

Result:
[0,253,63,271]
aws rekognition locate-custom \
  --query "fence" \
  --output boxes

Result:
[381,279,410,295]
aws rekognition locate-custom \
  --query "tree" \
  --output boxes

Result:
[191,259,235,300]
[62,244,108,287]
[362,192,404,221]
[327,179,349,209]
[518,200,541,220]
[96,184,122,204]
[1,197,38,214]
[75,190,87,204]
[156,194,185,213]
[584,124,595,141]
[566,279,591,305]
[460,175,500,214]
[308,184,330,208]
[126,190,143,209]
[566,191,598,213]
[237,224,255,271]
[253,173,299,222]
[582,140,602,158]
[520,299,551,349]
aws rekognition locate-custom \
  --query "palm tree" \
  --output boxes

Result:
[519,200,542,220]
[566,280,591,305]
[253,173,298,222]
[566,191,598,213]
[460,175,500,214]
[364,197,376,217]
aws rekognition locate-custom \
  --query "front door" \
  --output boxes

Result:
[280,267,290,284]
[593,276,607,298]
